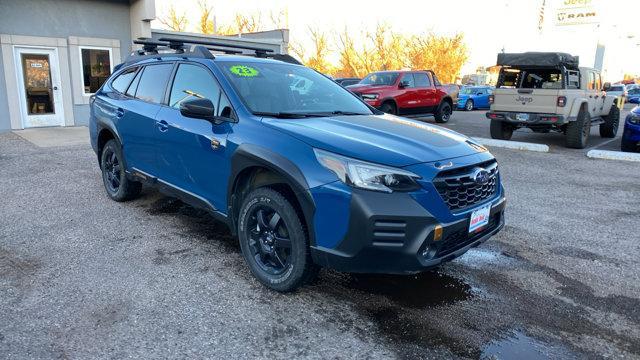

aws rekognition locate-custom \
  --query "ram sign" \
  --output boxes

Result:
[554,0,599,26]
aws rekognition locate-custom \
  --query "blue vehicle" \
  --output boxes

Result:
[89,38,506,292]
[626,88,640,104]
[622,106,640,152]
[457,86,493,111]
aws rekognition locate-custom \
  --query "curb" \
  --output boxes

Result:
[586,149,640,162]
[472,138,550,153]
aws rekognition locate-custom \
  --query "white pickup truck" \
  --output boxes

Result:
[486,52,620,149]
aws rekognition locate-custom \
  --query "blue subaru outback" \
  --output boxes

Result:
[89,39,506,292]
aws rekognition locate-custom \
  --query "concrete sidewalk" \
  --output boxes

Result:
[13,126,89,148]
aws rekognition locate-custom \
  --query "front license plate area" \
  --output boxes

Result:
[469,205,491,233]
[516,113,530,121]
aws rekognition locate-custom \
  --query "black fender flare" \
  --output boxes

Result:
[439,96,453,109]
[379,97,398,109]
[227,144,316,244]
[95,121,124,165]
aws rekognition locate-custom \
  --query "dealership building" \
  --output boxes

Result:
[0,0,288,132]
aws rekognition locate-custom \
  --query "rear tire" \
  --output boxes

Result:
[464,99,474,111]
[434,102,452,123]
[380,101,397,115]
[566,108,590,149]
[100,139,142,201]
[599,105,620,138]
[237,187,318,292]
[490,119,513,140]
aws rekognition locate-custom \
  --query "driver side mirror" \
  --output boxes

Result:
[603,82,611,91]
[399,80,410,88]
[179,97,233,124]
[476,92,483,96]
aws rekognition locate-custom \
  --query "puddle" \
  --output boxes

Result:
[345,271,473,309]
[454,247,514,269]
[481,330,579,360]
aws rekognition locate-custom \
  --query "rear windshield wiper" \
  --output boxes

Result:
[253,111,327,119]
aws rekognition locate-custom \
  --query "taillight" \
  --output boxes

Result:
[557,96,567,107]
[488,95,494,104]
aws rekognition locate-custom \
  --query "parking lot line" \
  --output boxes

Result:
[472,138,550,153]
[586,149,640,162]
[584,137,620,152]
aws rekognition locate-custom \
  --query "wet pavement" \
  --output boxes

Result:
[1,127,639,359]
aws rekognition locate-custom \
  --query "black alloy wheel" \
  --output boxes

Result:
[103,147,122,194]
[247,206,292,275]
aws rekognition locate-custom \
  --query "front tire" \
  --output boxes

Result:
[599,105,620,138]
[380,101,397,115]
[490,119,513,140]
[434,102,452,123]
[237,187,318,292]
[100,139,141,201]
[566,108,590,149]
[464,99,474,111]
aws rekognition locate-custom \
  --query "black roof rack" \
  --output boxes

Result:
[158,37,275,56]
[121,38,303,69]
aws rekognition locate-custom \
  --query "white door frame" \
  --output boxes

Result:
[13,45,65,128]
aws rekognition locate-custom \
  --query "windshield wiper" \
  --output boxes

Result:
[304,110,370,116]
[253,111,327,119]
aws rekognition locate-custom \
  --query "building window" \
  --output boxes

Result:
[80,47,112,95]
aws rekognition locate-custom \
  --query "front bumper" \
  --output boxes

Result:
[623,118,640,144]
[310,188,506,274]
[486,111,566,125]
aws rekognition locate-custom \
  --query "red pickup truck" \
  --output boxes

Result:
[347,70,453,123]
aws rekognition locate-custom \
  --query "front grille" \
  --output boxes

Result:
[433,160,499,211]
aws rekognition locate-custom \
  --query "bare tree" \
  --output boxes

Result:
[158,5,188,32]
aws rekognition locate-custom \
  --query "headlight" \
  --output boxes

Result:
[314,149,421,193]
[628,112,640,124]
[361,93,379,100]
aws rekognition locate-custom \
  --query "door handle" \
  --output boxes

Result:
[115,108,125,118]
[157,119,169,132]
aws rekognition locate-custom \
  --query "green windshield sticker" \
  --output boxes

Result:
[229,65,259,77]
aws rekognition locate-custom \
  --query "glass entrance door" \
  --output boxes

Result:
[14,47,65,128]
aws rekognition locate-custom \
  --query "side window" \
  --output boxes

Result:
[217,92,236,119]
[595,73,602,91]
[134,63,174,103]
[414,73,431,87]
[125,69,142,97]
[169,63,221,108]
[588,72,596,90]
[110,68,137,93]
[401,73,415,87]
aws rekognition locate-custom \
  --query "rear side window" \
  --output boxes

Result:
[168,63,221,108]
[414,73,431,87]
[126,69,142,97]
[134,63,174,104]
[110,68,137,93]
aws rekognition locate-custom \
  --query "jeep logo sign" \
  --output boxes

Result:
[516,96,533,105]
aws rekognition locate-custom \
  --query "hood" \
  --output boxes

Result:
[262,114,487,167]
[632,106,640,115]
[346,84,392,93]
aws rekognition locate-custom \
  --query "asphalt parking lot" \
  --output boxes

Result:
[421,103,635,153]
[1,114,639,359]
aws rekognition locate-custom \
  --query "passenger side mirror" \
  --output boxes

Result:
[603,82,611,91]
[180,97,215,121]
[399,80,410,88]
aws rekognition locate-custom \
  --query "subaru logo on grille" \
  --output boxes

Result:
[472,168,490,185]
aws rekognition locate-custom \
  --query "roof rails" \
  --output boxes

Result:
[123,38,303,68]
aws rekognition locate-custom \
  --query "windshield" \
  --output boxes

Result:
[360,72,399,86]
[460,87,482,94]
[609,86,624,92]
[218,61,372,116]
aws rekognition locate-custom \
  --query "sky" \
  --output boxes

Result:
[154,0,640,80]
